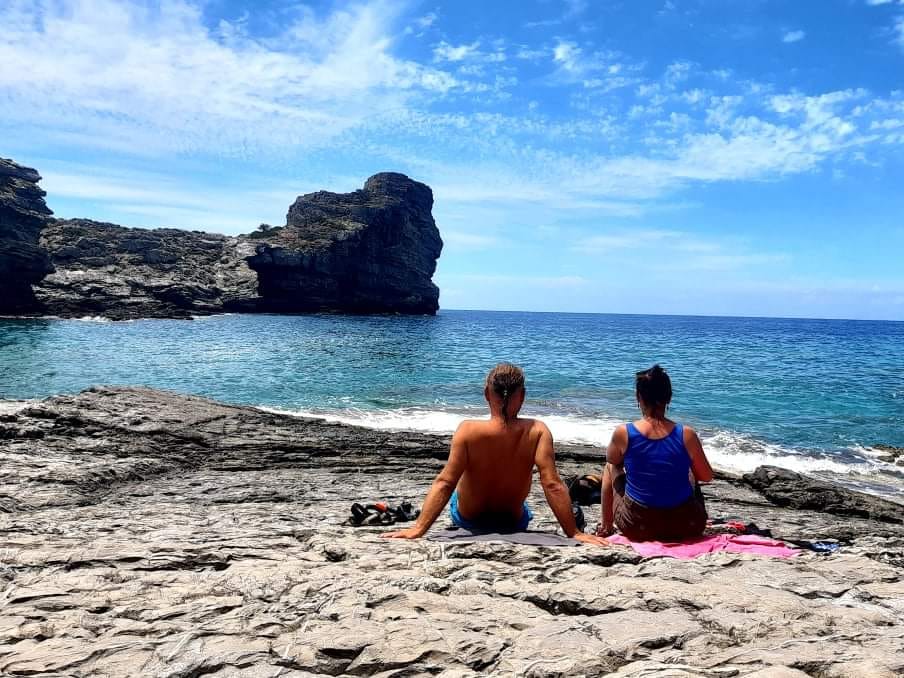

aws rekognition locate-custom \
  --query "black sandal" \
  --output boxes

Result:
[347,501,419,527]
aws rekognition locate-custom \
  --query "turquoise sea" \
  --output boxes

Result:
[1,311,902,500]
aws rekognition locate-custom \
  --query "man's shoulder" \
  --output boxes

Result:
[523,418,551,434]
[454,419,485,436]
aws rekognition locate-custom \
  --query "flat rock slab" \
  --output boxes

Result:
[1,386,903,676]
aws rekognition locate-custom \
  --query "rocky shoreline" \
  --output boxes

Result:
[1,158,443,319]
[1,387,902,676]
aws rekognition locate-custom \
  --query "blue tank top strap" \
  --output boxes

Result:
[625,422,638,437]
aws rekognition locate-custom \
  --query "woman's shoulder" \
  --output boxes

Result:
[679,423,699,442]
[610,423,630,443]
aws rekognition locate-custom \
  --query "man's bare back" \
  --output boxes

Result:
[454,417,546,522]
[383,363,608,546]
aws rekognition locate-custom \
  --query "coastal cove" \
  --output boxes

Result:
[2,310,903,501]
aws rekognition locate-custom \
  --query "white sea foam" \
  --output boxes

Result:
[701,430,878,476]
[258,404,904,479]
[259,405,478,436]
[191,313,236,321]
[0,401,31,416]
[260,405,623,444]
[75,315,113,323]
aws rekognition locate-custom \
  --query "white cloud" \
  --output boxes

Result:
[433,41,481,62]
[782,30,806,43]
[2,0,903,237]
[549,40,640,90]
[553,40,582,70]
[576,230,788,271]
[414,12,437,29]
[0,0,477,157]
[433,41,505,63]
[664,61,693,87]
[38,163,306,232]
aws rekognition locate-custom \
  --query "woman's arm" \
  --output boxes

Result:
[683,425,714,483]
[600,425,628,535]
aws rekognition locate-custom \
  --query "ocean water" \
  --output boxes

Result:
[1,311,902,500]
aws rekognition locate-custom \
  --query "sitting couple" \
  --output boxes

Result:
[384,362,713,545]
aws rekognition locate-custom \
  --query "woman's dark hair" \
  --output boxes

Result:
[486,363,525,422]
[635,364,672,414]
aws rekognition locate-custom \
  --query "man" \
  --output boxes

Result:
[383,363,608,546]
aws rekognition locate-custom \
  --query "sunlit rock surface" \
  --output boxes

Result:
[36,219,260,320]
[0,387,902,677]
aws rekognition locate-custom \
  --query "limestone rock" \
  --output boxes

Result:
[0,158,53,313]
[1,387,902,676]
[35,219,259,319]
[246,172,443,314]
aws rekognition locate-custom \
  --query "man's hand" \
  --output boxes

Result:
[574,531,609,547]
[381,526,427,540]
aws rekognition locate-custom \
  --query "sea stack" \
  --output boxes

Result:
[0,158,54,313]
[246,172,443,314]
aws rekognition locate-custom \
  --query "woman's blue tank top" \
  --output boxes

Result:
[623,422,693,508]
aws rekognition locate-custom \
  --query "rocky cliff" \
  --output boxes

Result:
[1,387,902,676]
[0,162,443,319]
[36,219,260,320]
[0,159,54,313]
[247,172,443,314]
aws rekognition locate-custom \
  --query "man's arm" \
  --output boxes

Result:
[535,423,608,546]
[383,423,469,539]
[600,425,628,536]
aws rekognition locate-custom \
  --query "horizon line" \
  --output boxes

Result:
[438,307,904,324]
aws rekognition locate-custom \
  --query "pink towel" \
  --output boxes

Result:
[607,533,799,559]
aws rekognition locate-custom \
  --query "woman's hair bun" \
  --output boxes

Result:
[635,364,672,409]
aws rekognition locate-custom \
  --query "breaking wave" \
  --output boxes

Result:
[259,404,903,481]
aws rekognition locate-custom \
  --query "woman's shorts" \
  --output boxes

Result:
[613,474,707,542]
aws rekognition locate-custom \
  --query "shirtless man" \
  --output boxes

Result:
[383,363,608,546]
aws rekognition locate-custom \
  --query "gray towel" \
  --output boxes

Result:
[429,528,580,547]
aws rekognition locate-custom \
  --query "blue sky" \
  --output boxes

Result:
[2,0,903,319]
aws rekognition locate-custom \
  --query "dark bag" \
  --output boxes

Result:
[567,474,602,506]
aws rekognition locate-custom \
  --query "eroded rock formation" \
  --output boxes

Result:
[247,172,443,314]
[0,387,902,676]
[36,219,260,320]
[0,159,54,313]
[0,160,443,318]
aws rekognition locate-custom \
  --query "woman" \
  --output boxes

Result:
[598,365,714,541]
